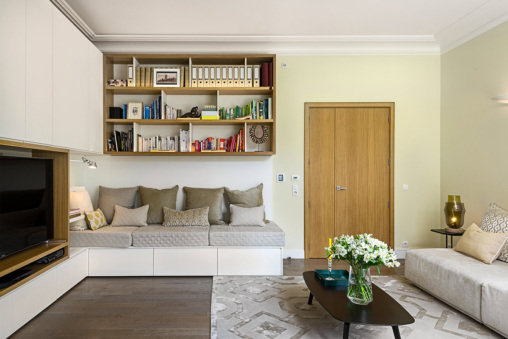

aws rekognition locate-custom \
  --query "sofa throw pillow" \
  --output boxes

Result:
[85,209,107,231]
[110,205,149,227]
[225,184,266,222]
[69,190,93,231]
[162,207,210,227]
[480,203,508,263]
[229,204,266,227]
[454,223,508,264]
[139,185,178,224]
[98,186,138,224]
[183,187,224,225]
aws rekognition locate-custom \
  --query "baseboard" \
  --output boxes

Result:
[394,249,407,259]
[283,249,305,259]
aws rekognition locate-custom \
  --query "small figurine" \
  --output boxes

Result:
[181,106,201,118]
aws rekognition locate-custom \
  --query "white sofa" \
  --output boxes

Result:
[405,248,508,337]
[69,222,285,276]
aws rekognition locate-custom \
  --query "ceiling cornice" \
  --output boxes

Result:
[51,0,96,40]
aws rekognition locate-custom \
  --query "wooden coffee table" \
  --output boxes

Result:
[303,271,414,339]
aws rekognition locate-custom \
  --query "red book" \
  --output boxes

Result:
[268,63,273,88]
[261,63,269,87]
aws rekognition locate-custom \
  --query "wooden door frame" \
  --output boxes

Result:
[304,102,395,258]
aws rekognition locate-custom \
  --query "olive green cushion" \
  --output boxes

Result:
[225,184,266,222]
[183,187,224,225]
[139,186,178,224]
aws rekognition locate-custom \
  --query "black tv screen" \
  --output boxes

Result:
[0,156,54,259]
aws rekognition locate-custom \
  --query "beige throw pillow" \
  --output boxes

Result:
[69,190,93,231]
[139,186,178,224]
[162,207,210,227]
[98,186,138,224]
[480,203,508,263]
[110,205,149,227]
[183,187,224,225]
[454,223,508,264]
[229,205,266,227]
[225,184,266,223]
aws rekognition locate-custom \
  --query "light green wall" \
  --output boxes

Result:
[441,21,508,226]
[274,55,442,254]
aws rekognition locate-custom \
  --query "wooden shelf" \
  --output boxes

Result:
[105,86,273,96]
[106,119,273,125]
[104,151,274,156]
[0,242,67,277]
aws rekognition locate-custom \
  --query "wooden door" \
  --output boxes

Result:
[305,103,394,258]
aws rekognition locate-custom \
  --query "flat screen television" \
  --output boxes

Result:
[0,156,54,259]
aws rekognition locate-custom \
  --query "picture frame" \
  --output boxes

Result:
[153,68,180,87]
[127,102,143,119]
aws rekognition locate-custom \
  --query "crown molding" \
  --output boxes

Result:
[50,0,96,40]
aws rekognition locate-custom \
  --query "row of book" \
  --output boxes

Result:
[219,98,273,120]
[137,135,180,152]
[125,63,273,88]
[69,208,81,219]
[193,128,245,152]
[107,130,134,152]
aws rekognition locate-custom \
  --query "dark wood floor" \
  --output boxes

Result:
[11,259,405,338]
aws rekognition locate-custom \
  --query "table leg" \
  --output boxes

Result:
[343,322,350,339]
[446,234,450,248]
[307,292,313,305]
[451,235,454,248]
[392,326,401,339]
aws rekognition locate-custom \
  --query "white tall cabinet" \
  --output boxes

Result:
[0,0,103,153]
[0,0,26,142]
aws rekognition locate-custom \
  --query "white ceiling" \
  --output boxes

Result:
[58,0,508,54]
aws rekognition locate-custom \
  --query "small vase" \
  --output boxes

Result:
[347,266,373,305]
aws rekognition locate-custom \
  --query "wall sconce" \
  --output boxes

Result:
[491,94,508,103]
[70,157,97,169]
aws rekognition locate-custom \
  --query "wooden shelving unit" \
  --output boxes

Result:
[103,54,276,156]
[0,139,69,297]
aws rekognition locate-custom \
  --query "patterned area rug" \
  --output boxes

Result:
[211,275,503,339]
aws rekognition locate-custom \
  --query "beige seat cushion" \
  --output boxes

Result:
[482,277,508,337]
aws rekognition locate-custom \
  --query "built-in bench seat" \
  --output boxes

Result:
[210,222,285,246]
[133,225,210,247]
[69,226,137,248]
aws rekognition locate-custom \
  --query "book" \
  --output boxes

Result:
[145,67,151,88]
[204,66,210,87]
[215,66,222,87]
[127,64,134,87]
[239,65,245,87]
[246,65,253,87]
[222,66,228,87]
[233,66,239,87]
[140,67,145,87]
[227,66,234,87]
[185,66,189,87]
[253,65,260,87]
[261,62,269,87]
[197,66,204,87]
[268,62,273,87]
[201,116,219,120]
[135,67,141,87]
[180,66,184,87]
[191,66,197,87]
[267,97,273,119]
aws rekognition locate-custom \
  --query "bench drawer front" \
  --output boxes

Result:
[154,248,217,276]
[218,248,282,276]
[89,248,153,276]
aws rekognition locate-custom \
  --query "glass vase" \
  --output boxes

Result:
[347,265,373,305]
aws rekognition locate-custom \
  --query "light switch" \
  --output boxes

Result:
[292,184,299,196]
[403,184,409,191]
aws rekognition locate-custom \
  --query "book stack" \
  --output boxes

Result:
[218,98,272,120]
[194,137,226,152]
[69,208,81,219]
[201,105,218,120]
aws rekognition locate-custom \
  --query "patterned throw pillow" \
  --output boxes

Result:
[162,207,210,227]
[85,209,107,231]
[480,203,508,263]
[229,204,265,227]
[110,205,149,227]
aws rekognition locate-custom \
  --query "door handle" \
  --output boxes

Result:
[336,186,347,191]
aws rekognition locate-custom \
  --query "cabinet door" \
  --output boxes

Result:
[88,42,103,153]
[25,0,53,145]
[52,8,89,151]
[0,0,26,141]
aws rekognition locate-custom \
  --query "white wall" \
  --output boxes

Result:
[70,154,273,219]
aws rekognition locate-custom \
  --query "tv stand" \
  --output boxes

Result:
[0,269,33,289]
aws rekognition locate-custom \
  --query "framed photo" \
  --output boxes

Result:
[153,68,180,87]
[127,102,143,119]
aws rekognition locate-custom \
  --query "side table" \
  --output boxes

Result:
[430,229,463,248]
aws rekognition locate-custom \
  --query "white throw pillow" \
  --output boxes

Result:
[110,205,149,227]
[480,203,508,263]
[69,190,93,231]
[229,205,265,227]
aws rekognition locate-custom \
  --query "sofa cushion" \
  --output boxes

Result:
[110,205,149,227]
[162,207,209,227]
[229,205,265,227]
[139,186,178,224]
[183,187,224,225]
[405,248,508,321]
[132,225,210,247]
[69,226,137,248]
[98,186,138,224]
[481,203,508,263]
[482,275,508,337]
[209,221,285,246]
[224,184,265,222]
[454,223,508,264]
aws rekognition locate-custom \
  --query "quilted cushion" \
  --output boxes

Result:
[480,203,508,262]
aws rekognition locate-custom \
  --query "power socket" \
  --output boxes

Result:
[402,241,409,248]
[292,184,298,196]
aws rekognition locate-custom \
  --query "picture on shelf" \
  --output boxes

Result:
[127,102,143,119]
[154,68,180,87]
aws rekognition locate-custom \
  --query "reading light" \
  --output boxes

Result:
[491,94,508,103]
[70,157,98,169]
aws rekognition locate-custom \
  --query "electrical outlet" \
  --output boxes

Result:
[402,241,409,248]
[281,62,288,69]
[292,184,299,196]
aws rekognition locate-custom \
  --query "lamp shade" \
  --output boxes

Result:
[444,195,465,233]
